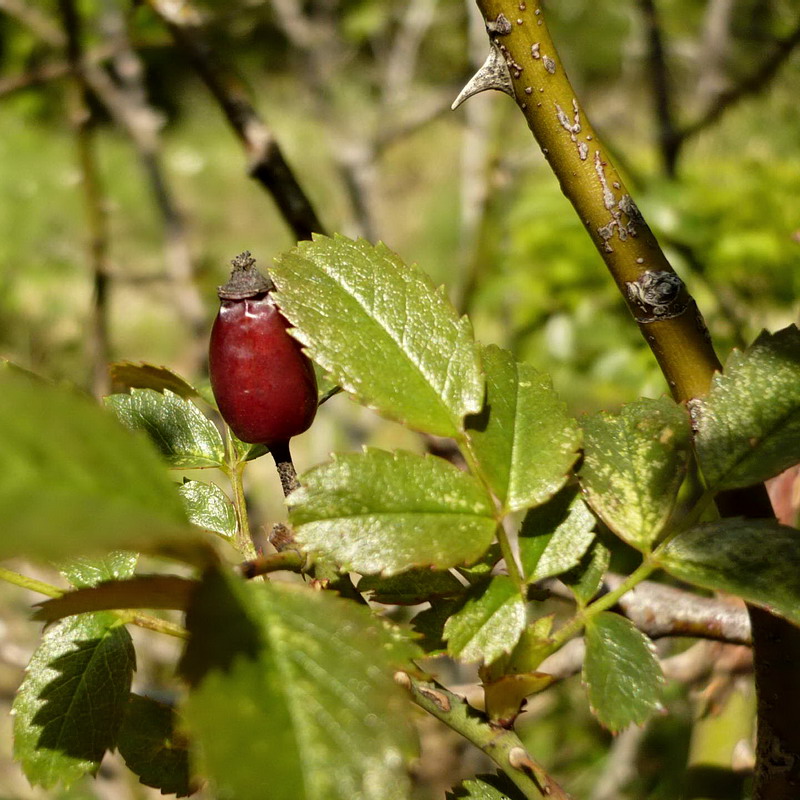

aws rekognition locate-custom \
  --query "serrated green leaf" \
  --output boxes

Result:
[118,694,192,797]
[109,361,200,400]
[290,448,497,575]
[0,372,193,562]
[561,539,610,607]
[61,552,138,589]
[583,612,664,732]
[105,389,225,469]
[466,345,581,512]
[444,576,527,664]
[13,613,135,789]
[659,519,800,625]
[271,235,483,437]
[519,487,595,582]
[580,397,691,552]
[181,569,420,800]
[692,326,800,491]
[446,773,527,799]
[358,569,465,605]
[178,480,236,541]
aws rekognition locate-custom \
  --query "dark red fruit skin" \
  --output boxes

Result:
[209,293,318,445]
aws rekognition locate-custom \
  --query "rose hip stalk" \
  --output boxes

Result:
[209,251,317,495]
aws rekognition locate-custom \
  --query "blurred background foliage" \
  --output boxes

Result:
[0,0,797,797]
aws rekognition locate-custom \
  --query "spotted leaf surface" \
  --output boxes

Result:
[580,397,691,551]
[692,325,800,491]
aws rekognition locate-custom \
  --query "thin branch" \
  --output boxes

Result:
[98,4,207,375]
[677,16,800,146]
[271,0,379,238]
[454,0,498,315]
[590,722,648,800]
[0,0,63,42]
[145,0,325,241]
[604,573,751,644]
[238,550,305,580]
[58,0,112,398]
[395,672,571,799]
[636,0,680,176]
[542,574,752,645]
[0,60,71,97]
[382,0,440,106]
[695,0,735,107]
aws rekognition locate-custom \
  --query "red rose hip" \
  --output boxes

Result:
[209,252,317,446]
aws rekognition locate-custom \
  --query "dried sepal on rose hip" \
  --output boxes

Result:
[209,251,317,451]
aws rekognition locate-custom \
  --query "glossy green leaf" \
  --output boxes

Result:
[13,613,135,788]
[181,569,420,800]
[580,397,691,551]
[109,361,200,400]
[60,551,138,589]
[692,326,800,491]
[178,479,236,541]
[271,235,483,436]
[561,539,610,607]
[0,372,193,562]
[659,519,800,625]
[519,487,595,582]
[106,388,225,469]
[358,568,465,605]
[446,774,527,799]
[583,612,664,732]
[290,448,497,575]
[444,576,527,664]
[118,694,192,797]
[466,345,581,512]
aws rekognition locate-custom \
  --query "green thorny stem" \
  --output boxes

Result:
[0,567,187,639]
[468,2,799,796]
[395,672,571,799]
